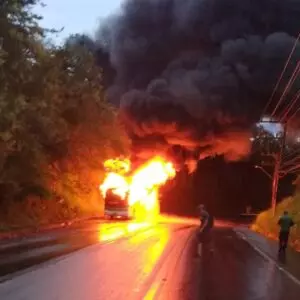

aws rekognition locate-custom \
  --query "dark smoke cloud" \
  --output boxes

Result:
[96,0,300,170]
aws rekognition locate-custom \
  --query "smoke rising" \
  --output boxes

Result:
[96,0,300,169]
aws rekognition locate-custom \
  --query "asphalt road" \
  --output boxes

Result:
[0,218,300,299]
[197,228,300,300]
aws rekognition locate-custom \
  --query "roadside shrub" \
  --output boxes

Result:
[252,195,300,251]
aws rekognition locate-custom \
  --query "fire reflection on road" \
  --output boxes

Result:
[97,221,153,242]
[142,227,170,275]
[96,214,198,244]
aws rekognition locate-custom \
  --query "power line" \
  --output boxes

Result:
[261,32,300,119]
[279,89,300,122]
[281,162,300,174]
[281,154,300,167]
[286,103,300,123]
[282,146,300,160]
[276,63,300,120]
[271,61,300,118]
[286,168,300,174]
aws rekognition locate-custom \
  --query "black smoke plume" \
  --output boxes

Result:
[96,0,300,170]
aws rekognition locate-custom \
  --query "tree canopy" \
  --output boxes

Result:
[0,1,129,223]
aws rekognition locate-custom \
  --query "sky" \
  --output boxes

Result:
[33,0,124,43]
[259,117,283,136]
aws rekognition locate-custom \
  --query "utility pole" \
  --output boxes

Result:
[271,154,280,217]
[270,123,287,217]
[257,120,287,217]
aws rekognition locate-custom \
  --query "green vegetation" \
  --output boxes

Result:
[252,194,300,251]
[0,1,129,230]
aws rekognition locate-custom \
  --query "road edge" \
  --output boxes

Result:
[0,216,101,241]
[234,227,300,287]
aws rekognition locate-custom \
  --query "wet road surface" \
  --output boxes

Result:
[0,219,157,278]
[0,219,300,299]
[196,228,300,300]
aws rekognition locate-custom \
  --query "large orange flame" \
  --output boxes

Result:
[99,156,175,219]
[99,172,129,200]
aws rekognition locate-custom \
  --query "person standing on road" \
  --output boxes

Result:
[278,211,295,253]
[197,204,214,256]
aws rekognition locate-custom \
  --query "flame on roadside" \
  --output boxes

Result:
[99,156,176,220]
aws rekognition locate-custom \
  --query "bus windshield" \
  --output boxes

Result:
[105,189,129,208]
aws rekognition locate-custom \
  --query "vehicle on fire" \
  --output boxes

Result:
[104,188,136,220]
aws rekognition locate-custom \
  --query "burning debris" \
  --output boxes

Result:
[100,156,175,219]
[95,0,300,169]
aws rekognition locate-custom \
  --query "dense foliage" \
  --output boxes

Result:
[0,1,129,227]
[252,195,300,251]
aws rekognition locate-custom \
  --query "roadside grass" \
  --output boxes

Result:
[252,195,300,251]
[0,195,103,236]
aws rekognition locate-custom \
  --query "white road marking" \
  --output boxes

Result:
[235,230,300,287]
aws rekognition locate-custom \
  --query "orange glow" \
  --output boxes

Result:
[99,156,176,220]
[99,172,128,200]
[97,222,151,242]
[142,227,170,274]
[104,158,131,174]
[141,227,170,300]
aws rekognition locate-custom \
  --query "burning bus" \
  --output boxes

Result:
[100,157,175,221]
[104,188,133,220]
[99,166,132,220]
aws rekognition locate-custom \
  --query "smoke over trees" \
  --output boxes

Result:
[95,0,300,168]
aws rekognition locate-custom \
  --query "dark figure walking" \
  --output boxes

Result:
[197,204,214,256]
[278,211,294,253]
